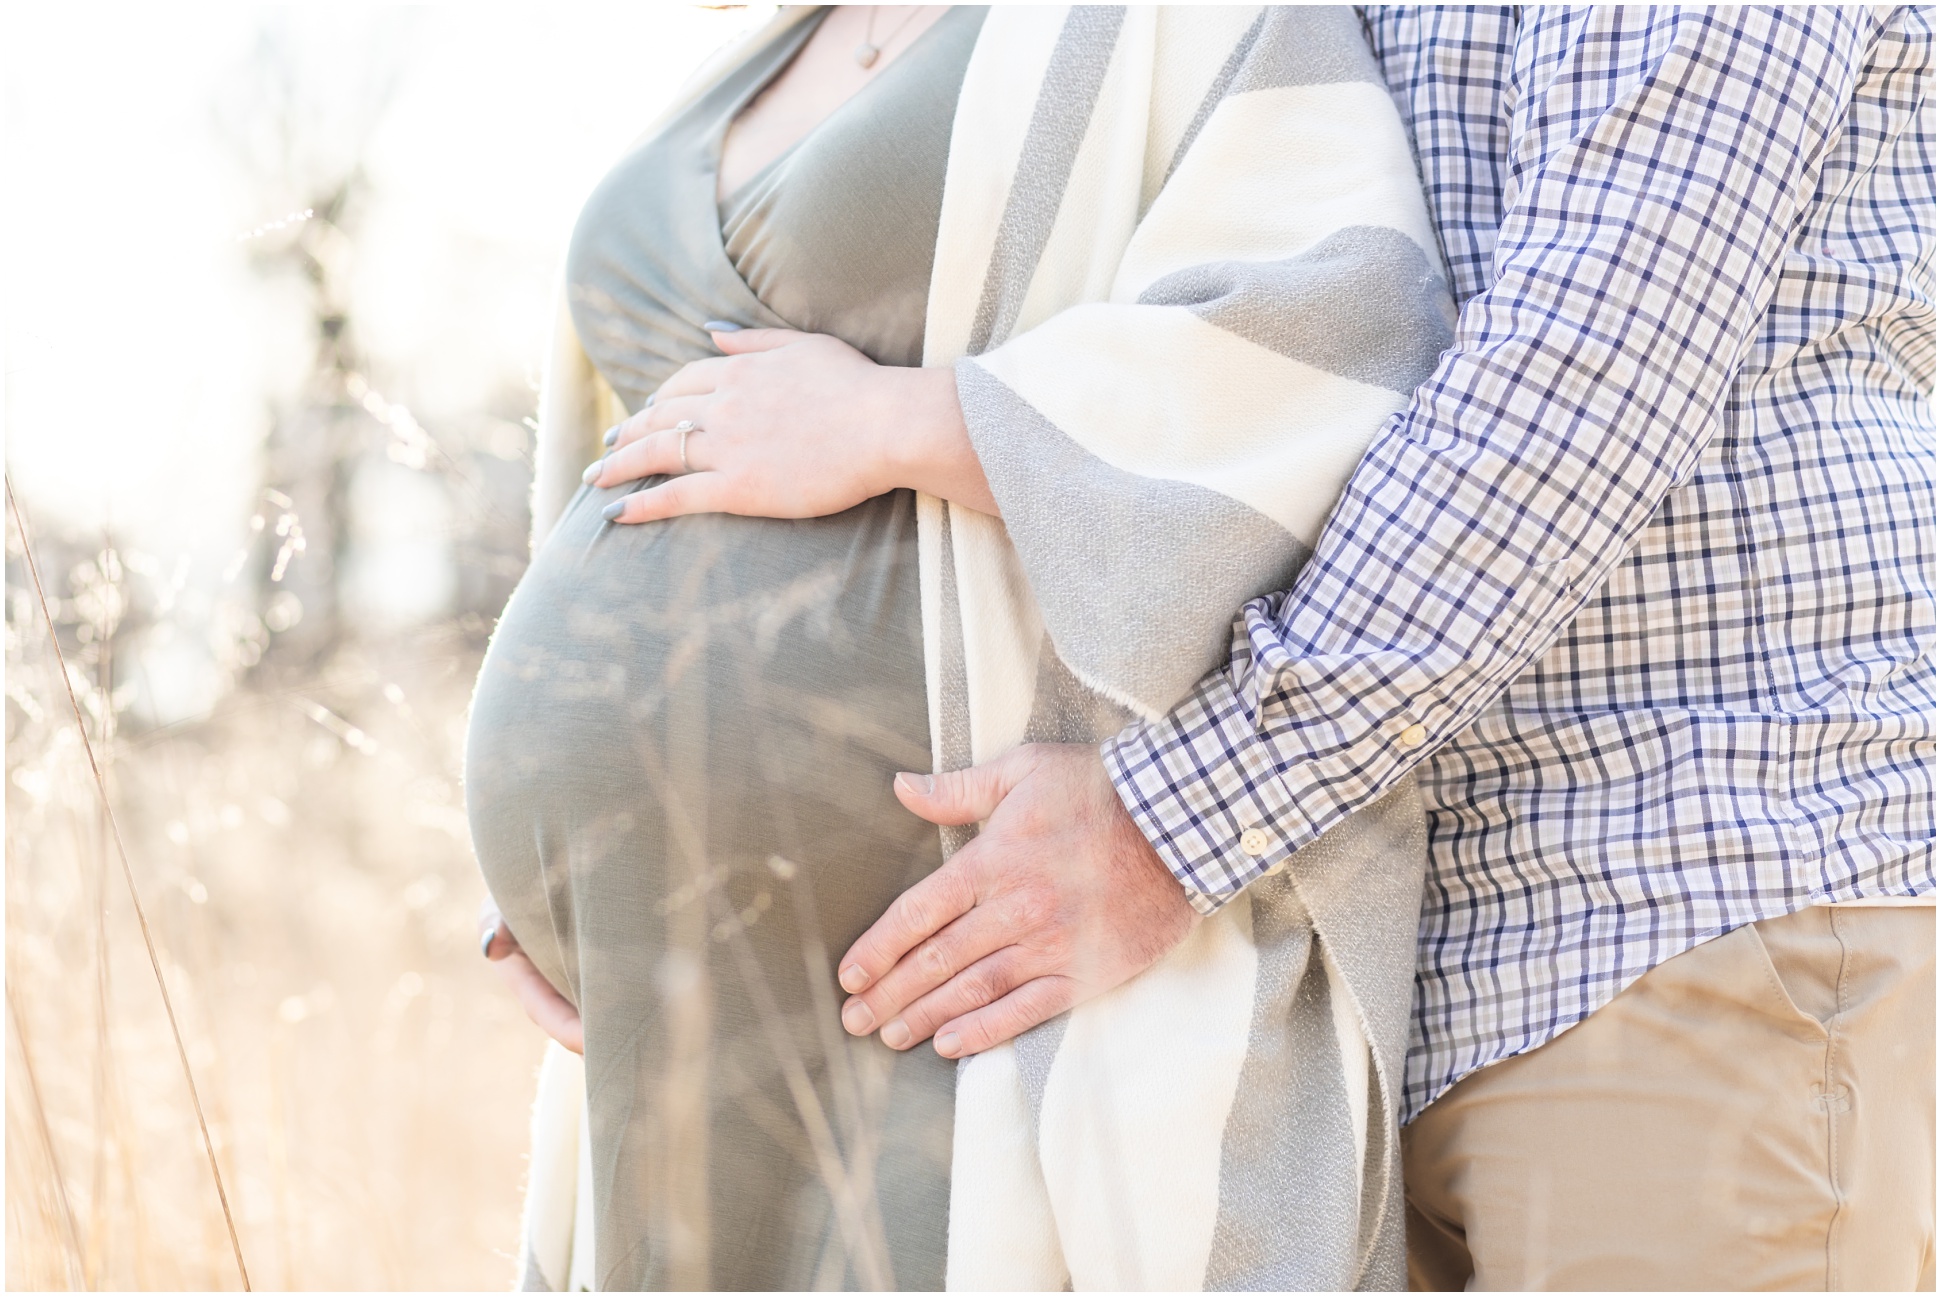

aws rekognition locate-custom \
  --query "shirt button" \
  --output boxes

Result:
[1398,722,1428,749]
[1240,827,1272,857]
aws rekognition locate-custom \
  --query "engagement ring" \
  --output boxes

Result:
[673,420,698,473]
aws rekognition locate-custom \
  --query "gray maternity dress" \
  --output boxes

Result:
[465,8,986,1290]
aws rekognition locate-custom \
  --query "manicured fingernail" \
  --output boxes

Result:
[935,1032,961,1058]
[841,1000,875,1034]
[602,500,625,522]
[880,1020,912,1049]
[839,963,870,992]
[701,320,743,333]
[603,426,620,448]
[480,922,499,959]
[582,460,603,484]
[895,772,934,797]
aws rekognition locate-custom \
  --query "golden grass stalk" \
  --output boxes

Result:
[7,476,253,1291]
[7,987,87,1286]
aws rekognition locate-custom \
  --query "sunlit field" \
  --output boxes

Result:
[5,565,538,1288]
[4,6,764,1288]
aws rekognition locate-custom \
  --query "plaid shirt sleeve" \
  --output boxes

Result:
[1104,9,1882,914]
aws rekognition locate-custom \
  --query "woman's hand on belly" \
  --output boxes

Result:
[480,899,584,1054]
[586,326,999,523]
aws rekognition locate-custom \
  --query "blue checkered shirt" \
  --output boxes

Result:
[1105,5,1935,1120]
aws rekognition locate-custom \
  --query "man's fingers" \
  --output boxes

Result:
[892,745,1039,827]
[871,947,1040,1050]
[837,861,978,997]
[932,975,1077,1058]
[839,902,1015,1038]
[494,948,584,1055]
[602,474,730,525]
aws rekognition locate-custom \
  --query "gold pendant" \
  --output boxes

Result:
[854,42,880,68]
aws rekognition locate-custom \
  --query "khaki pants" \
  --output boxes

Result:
[1405,906,1934,1291]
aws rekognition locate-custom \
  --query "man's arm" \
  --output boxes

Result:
[838,8,1882,1053]
[1110,7,1877,912]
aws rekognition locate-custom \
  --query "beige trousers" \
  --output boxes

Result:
[1404,905,1935,1291]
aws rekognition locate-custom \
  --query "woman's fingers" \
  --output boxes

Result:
[840,901,1015,1040]
[588,422,697,489]
[931,975,1078,1058]
[837,860,979,998]
[710,326,805,355]
[481,921,520,961]
[478,902,581,1051]
[867,946,1042,1050]
[606,393,710,453]
[479,898,520,960]
[644,355,732,406]
[602,327,802,447]
[493,947,585,1054]
[597,365,721,451]
[601,473,732,525]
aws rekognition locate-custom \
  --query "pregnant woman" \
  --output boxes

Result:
[468,5,1450,1290]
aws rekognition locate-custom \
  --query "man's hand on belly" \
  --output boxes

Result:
[835,743,1198,1058]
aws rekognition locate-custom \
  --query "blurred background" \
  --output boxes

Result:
[4,6,767,1288]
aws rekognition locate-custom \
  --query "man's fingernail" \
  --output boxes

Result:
[841,1001,876,1034]
[839,964,870,992]
[701,320,743,333]
[935,1032,962,1058]
[880,1020,912,1049]
[895,772,934,797]
[582,460,603,484]
[480,922,499,959]
[603,426,620,448]
[602,500,625,523]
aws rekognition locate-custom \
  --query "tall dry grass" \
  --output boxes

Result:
[5,498,546,1290]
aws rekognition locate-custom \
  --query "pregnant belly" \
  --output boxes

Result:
[463,482,937,1008]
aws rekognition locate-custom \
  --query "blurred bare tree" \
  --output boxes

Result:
[213,11,534,675]
[217,14,400,667]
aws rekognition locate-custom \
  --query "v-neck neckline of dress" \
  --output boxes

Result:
[709,8,958,235]
[709,12,826,201]
[691,13,827,326]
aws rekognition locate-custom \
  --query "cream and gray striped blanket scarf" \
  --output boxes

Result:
[922,6,1448,1290]
[516,5,1451,1289]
